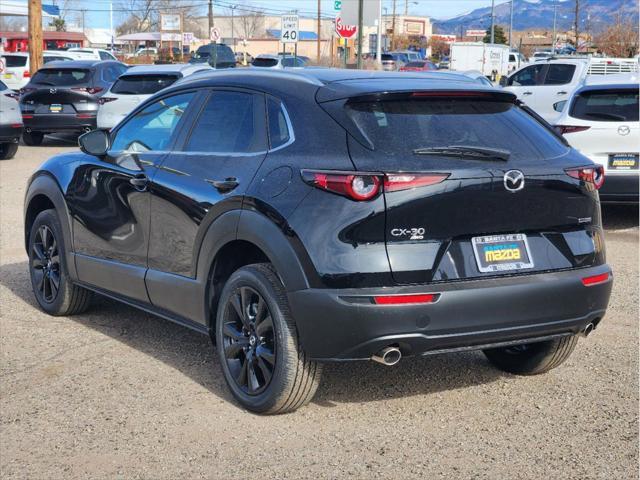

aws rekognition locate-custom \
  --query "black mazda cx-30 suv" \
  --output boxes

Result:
[24,69,612,413]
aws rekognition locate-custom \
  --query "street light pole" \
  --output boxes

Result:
[231,5,236,52]
[490,0,495,44]
[208,0,213,35]
[509,0,514,49]
[376,0,382,69]
[356,0,363,69]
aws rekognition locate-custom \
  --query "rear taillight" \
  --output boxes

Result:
[555,125,590,135]
[98,97,118,105]
[373,293,438,305]
[302,170,449,201]
[565,165,605,190]
[22,70,30,78]
[72,87,103,95]
[581,272,610,287]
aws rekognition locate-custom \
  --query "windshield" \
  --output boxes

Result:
[570,88,639,122]
[31,68,92,86]
[345,98,567,162]
[111,74,180,95]
[3,55,27,68]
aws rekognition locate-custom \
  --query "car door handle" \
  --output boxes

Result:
[207,177,239,193]
[522,91,533,95]
[129,173,149,191]
[557,91,567,95]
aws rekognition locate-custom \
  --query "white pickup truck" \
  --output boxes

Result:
[501,57,639,122]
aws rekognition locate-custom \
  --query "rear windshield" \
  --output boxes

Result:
[405,61,426,68]
[194,45,235,63]
[345,98,567,161]
[111,74,180,95]
[3,55,27,68]
[252,58,278,67]
[570,89,639,122]
[31,68,91,86]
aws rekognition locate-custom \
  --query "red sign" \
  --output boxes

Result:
[335,17,357,39]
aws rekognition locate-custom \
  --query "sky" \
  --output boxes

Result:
[64,0,513,31]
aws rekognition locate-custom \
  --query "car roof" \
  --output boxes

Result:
[173,68,510,102]
[123,63,208,76]
[38,60,119,68]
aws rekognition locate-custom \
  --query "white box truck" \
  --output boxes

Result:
[450,42,510,79]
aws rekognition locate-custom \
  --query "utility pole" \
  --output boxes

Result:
[376,0,382,69]
[404,0,408,16]
[574,0,580,52]
[28,0,43,74]
[509,0,514,49]
[356,0,363,69]
[231,5,236,52]
[208,0,214,35]
[80,9,87,36]
[490,0,495,44]
[391,0,397,50]
[316,0,321,63]
[110,1,114,51]
[552,0,557,54]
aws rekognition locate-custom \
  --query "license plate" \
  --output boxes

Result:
[472,234,534,273]
[3,73,12,79]
[608,153,639,170]
[49,104,63,113]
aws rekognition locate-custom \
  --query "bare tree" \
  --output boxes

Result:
[238,11,264,40]
[595,15,639,58]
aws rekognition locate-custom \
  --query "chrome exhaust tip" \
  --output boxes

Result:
[582,323,594,337]
[371,347,402,366]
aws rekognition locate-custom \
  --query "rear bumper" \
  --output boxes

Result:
[22,114,96,133]
[599,173,639,204]
[0,124,23,142]
[288,265,613,361]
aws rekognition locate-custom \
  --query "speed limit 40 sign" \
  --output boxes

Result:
[281,15,299,43]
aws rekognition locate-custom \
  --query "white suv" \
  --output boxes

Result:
[552,74,639,204]
[0,51,85,90]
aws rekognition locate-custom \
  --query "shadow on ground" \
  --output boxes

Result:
[601,204,639,231]
[1,260,504,409]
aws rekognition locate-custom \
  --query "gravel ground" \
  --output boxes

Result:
[1,141,638,479]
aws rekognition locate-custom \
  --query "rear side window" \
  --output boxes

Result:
[112,74,180,95]
[570,89,639,122]
[544,64,576,85]
[253,58,278,67]
[267,97,291,149]
[344,98,568,161]
[31,68,91,85]
[509,64,545,86]
[3,55,27,68]
[185,91,266,153]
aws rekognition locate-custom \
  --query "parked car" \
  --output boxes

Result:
[235,51,254,66]
[399,60,438,72]
[0,80,22,159]
[461,70,495,86]
[438,56,450,69]
[133,48,158,58]
[20,60,128,145]
[97,64,211,130]
[502,57,639,121]
[552,74,639,203]
[24,69,612,414]
[391,50,422,62]
[251,54,307,68]
[366,53,399,71]
[388,53,407,69]
[189,43,236,69]
[68,48,118,61]
[508,52,527,72]
[530,50,553,62]
[1,51,80,90]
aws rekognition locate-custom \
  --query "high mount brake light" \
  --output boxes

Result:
[565,165,605,190]
[301,171,450,201]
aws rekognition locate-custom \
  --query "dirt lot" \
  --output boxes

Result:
[1,140,638,479]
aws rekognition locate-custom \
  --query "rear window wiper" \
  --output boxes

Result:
[412,145,511,161]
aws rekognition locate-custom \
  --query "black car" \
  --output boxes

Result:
[24,69,612,414]
[189,43,236,69]
[20,60,127,145]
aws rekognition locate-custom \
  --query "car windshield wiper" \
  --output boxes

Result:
[412,145,511,161]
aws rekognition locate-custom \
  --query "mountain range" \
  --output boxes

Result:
[433,0,639,34]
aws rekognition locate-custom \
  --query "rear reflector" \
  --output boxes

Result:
[10,123,23,128]
[581,272,610,287]
[76,113,96,119]
[373,293,437,305]
[22,114,33,119]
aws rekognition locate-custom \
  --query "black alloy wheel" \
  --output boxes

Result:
[222,286,276,395]
[31,225,60,303]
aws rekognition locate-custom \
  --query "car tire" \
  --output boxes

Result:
[23,131,44,146]
[28,209,92,316]
[483,335,579,375]
[215,263,322,414]
[0,142,18,159]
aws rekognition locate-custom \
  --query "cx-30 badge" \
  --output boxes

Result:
[618,126,630,136]
[504,170,525,193]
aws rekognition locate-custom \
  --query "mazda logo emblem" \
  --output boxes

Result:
[504,170,525,193]
[618,126,630,136]
[49,88,57,94]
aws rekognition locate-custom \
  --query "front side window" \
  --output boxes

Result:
[509,64,545,86]
[111,92,194,152]
[544,64,576,85]
[184,91,266,153]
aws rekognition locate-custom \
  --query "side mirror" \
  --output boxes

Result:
[499,76,508,87]
[79,129,109,157]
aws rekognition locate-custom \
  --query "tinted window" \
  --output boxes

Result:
[405,61,426,68]
[31,68,91,86]
[3,55,27,67]
[102,65,123,83]
[509,64,545,86]
[544,64,576,85]
[570,89,639,122]
[252,58,278,67]
[267,97,291,149]
[0,80,7,91]
[185,91,265,153]
[112,74,180,95]
[99,51,113,60]
[43,56,72,63]
[281,57,305,67]
[344,98,567,161]
[111,92,194,152]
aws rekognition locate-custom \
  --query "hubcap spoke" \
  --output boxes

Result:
[256,315,273,337]
[223,322,245,342]
[224,341,246,359]
[247,360,260,393]
[256,356,273,384]
[236,357,248,386]
[254,296,266,323]
[32,243,46,262]
[256,345,275,366]
[49,270,60,294]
